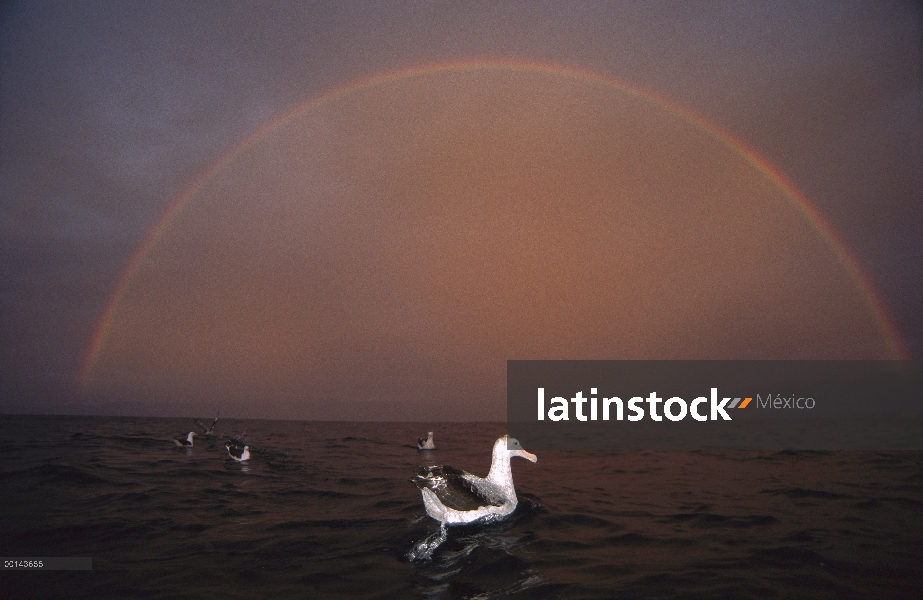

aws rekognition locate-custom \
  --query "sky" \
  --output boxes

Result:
[1,1,921,421]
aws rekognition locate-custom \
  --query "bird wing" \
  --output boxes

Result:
[412,466,504,511]
[225,433,247,446]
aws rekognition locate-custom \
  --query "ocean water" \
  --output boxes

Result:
[1,415,921,599]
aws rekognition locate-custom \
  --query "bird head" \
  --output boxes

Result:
[497,435,537,463]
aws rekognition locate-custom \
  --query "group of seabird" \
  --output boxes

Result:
[172,414,250,462]
[411,431,537,527]
[182,423,536,532]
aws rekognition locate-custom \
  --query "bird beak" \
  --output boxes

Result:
[516,450,537,463]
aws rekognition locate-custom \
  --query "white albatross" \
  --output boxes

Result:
[411,435,536,525]
[173,432,196,447]
[417,431,436,450]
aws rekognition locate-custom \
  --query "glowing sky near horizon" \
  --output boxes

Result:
[1,2,921,420]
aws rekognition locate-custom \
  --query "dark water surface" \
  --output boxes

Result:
[1,415,921,599]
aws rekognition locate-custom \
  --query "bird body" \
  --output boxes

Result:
[412,435,536,525]
[226,443,250,461]
[173,432,196,447]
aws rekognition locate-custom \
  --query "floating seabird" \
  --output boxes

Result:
[173,432,196,447]
[195,412,220,436]
[225,443,250,462]
[412,435,536,525]
[417,431,436,450]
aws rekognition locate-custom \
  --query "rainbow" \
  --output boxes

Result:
[78,59,907,394]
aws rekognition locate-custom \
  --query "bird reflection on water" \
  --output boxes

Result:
[407,495,545,598]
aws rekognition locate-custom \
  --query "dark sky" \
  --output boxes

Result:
[2,1,921,420]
